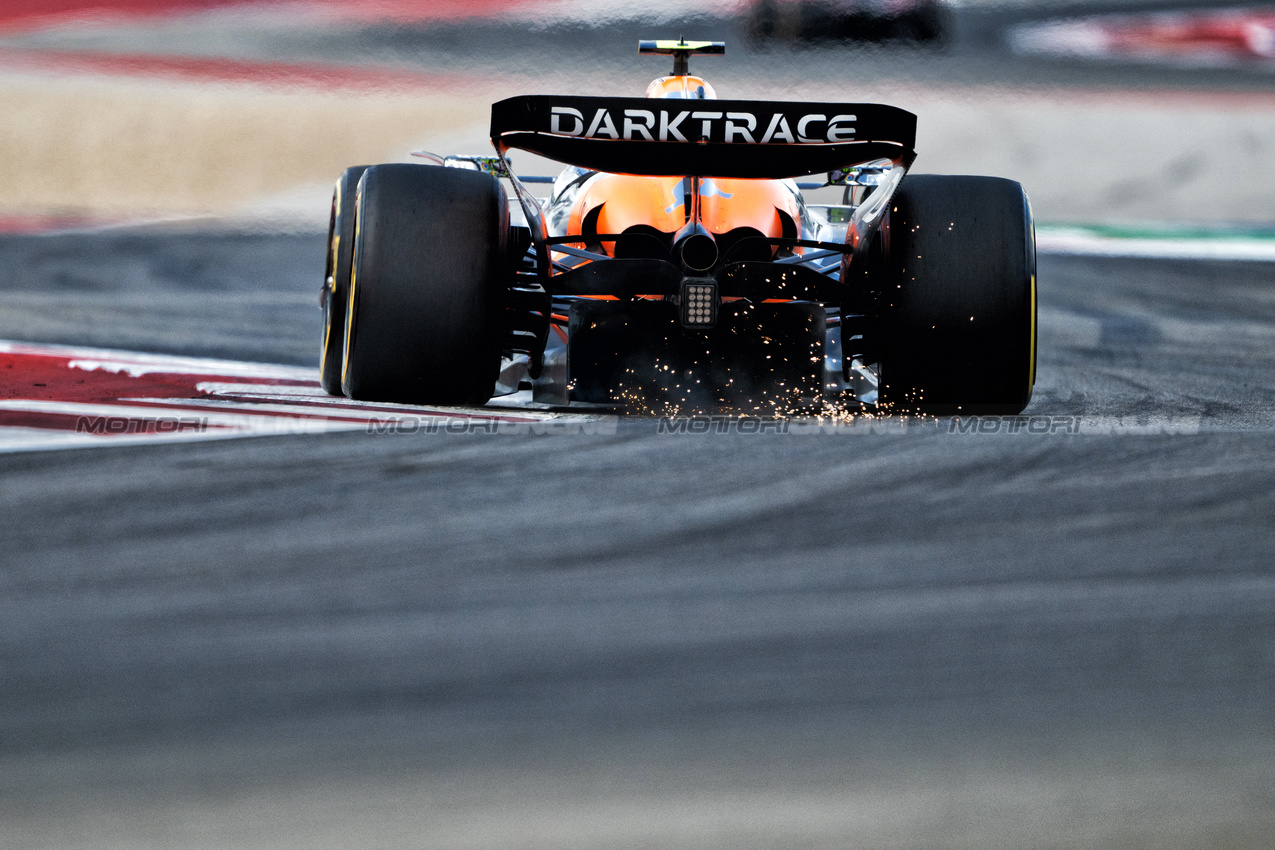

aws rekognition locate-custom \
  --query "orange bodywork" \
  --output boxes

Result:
[562,174,800,255]
[551,69,806,276]
[644,74,718,99]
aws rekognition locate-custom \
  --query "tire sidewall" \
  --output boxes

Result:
[342,164,508,405]
[878,174,1036,415]
[320,165,369,395]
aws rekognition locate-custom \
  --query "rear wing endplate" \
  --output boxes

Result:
[490,95,917,179]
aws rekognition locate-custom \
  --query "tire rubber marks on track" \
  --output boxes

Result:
[0,340,581,453]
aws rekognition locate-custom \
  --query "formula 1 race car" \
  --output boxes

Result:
[320,39,1035,415]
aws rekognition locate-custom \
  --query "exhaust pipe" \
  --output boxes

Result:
[673,222,718,273]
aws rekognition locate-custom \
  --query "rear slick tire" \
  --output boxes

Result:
[320,165,369,396]
[341,164,508,406]
[878,174,1036,416]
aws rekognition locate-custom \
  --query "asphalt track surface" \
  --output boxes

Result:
[1,227,1274,849]
[3,2,1275,847]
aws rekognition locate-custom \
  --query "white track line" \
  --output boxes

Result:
[1037,228,1275,261]
[0,340,611,453]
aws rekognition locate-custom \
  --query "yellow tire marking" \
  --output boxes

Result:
[321,179,344,370]
[1027,209,1038,397]
[1029,270,1037,393]
[341,189,360,387]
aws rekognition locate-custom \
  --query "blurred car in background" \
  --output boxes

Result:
[745,0,947,43]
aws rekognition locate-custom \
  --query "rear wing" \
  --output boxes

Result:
[490,95,917,180]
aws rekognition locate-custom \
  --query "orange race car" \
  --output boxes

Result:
[320,39,1035,415]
